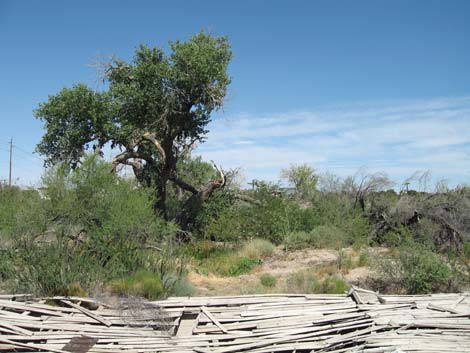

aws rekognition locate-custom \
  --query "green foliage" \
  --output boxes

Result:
[284,225,349,250]
[286,269,349,294]
[197,252,261,277]
[224,184,316,244]
[313,276,349,294]
[337,250,354,271]
[239,239,276,259]
[399,247,452,294]
[2,242,102,296]
[0,155,188,297]
[36,33,232,169]
[203,206,245,242]
[189,241,263,277]
[260,274,277,287]
[185,240,220,260]
[377,244,454,294]
[381,226,414,247]
[357,250,370,267]
[464,240,470,260]
[192,189,237,238]
[110,270,164,300]
[283,231,312,250]
[309,225,348,249]
[167,156,222,220]
[281,164,318,199]
[35,33,232,223]
[163,274,196,297]
[226,257,262,276]
[286,269,318,293]
[0,186,47,241]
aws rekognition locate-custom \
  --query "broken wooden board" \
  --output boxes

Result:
[0,289,468,352]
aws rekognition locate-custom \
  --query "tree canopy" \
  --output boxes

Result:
[35,32,232,225]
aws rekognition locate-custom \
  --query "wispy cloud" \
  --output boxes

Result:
[196,96,470,186]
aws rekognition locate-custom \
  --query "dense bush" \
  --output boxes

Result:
[0,155,187,298]
[260,273,277,287]
[2,157,469,297]
[376,243,462,294]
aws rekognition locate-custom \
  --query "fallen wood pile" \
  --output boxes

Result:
[0,288,469,352]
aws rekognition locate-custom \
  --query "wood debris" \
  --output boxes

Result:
[0,288,468,352]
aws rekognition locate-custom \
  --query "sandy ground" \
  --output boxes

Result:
[189,246,382,296]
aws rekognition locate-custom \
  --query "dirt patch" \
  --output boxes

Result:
[262,246,339,276]
[187,247,393,296]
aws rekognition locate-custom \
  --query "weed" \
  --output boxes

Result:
[110,270,164,300]
[337,250,354,273]
[260,273,277,287]
[240,239,275,259]
[283,231,311,250]
[357,250,369,267]
[312,276,349,294]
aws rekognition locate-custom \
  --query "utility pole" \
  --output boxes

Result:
[8,138,12,187]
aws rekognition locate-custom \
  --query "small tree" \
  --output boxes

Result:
[35,32,232,229]
[347,168,394,211]
[281,164,318,199]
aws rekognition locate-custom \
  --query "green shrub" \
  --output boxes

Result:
[0,155,183,297]
[0,187,47,241]
[3,242,103,296]
[357,250,369,267]
[240,239,275,259]
[185,240,220,260]
[337,250,354,272]
[163,274,196,297]
[400,248,451,294]
[286,270,315,293]
[312,276,349,294]
[283,231,311,250]
[260,273,277,287]
[462,240,470,261]
[309,225,347,249]
[227,257,262,276]
[196,252,262,277]
[377,244,454,294]
[286,270,349,294]
[110,270,164,300]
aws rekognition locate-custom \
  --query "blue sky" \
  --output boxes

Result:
[0,0,469,187]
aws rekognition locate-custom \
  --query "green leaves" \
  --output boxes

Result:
[35,32,232,168]
[35,32,232,222]
[35,84,113,167]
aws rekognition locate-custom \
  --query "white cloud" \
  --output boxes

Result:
[196,96,470,186]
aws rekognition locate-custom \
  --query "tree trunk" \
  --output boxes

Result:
[174,162,226,238]
[155,178,168,220]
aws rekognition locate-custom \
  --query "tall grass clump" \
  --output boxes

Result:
[240,239,275,259]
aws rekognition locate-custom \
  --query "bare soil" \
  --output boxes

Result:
[189,246,383,296]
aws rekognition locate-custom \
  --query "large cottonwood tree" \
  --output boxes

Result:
[35,32,232,228]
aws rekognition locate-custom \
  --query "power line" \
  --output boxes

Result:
[13,144,43,162]
[10,146,44,168]
[1,139,46,187]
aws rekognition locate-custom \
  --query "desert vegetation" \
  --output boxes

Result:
[1,33,469,300]
[1,155,469,298]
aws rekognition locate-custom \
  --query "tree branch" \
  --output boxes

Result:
[211,160,226,188]
[169,176,199,195]
[143,132,166,160]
